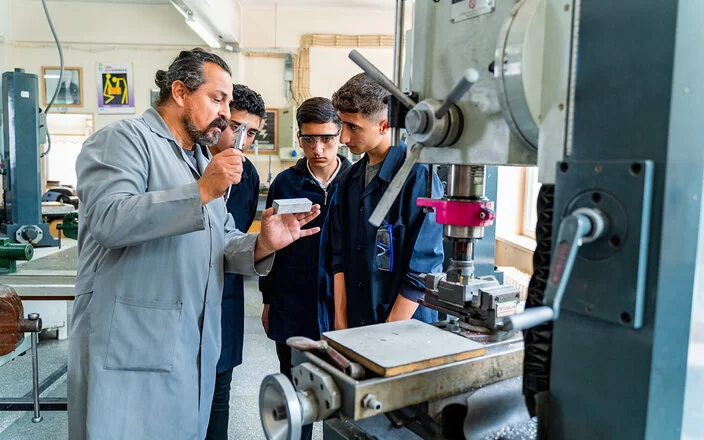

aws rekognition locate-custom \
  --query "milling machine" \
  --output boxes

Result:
[259,0,704,439]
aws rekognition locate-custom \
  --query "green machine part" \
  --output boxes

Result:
[0,237,33,274]
[57,212,78,240]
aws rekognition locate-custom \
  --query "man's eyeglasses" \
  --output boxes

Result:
[298,130,340,147]
[231,121,259,138]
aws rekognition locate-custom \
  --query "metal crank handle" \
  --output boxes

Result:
[348,49,416,110]
[368,143,425,227]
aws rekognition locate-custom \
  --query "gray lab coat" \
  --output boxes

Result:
[67,108,273,440]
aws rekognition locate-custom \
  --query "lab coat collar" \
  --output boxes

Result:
[142,107,179,144]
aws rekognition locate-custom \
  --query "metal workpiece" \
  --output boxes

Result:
[272,198,313,215]
[233,121,248,151]
[292,337,523,421]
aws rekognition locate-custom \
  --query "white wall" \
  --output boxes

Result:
[7,0,407,183]
[239,6,405,179]
[14,0,199,45]
[0,0,8,73]
[240,7,402,48]
[8,0,241,131]
[309,47,394,98]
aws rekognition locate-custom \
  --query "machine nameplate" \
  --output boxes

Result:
[451,0,495,23]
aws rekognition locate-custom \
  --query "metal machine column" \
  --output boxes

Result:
[545,0,704,437]
[1,69,57,247]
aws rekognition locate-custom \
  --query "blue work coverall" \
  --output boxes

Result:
[329,145,444,327]
[260,155,351,344]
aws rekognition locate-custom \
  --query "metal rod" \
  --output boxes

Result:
[434,68,480,119]
[29,313,42,423]
[0,398,67,412]
[427,164,435,198]
[391,0,406,147]
[368,143,424,227]
[348,50,416,110]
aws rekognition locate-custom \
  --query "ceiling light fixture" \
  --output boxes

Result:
[185,12,221,49]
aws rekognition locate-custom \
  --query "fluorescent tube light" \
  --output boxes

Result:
[186,16,221,49]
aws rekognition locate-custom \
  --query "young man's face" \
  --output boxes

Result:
[337,111,387,155]
[212,109,262,155]
[298,121,341,171]
[181,62,232,147]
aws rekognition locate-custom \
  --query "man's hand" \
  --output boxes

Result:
[261,304,270,333]
[198,148,245,205]
[253,205,321,261]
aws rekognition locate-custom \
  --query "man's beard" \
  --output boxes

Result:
[183,112,228,147]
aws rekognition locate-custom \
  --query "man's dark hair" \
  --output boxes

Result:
[331,73,389,119]
[231,84,266,119]
[154,48,231,107]
[296,97,341,130]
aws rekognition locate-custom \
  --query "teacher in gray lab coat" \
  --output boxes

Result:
[67,48,321,440]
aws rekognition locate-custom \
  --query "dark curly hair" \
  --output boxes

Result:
[154,48,231,107]
[331,73,389,119]
[231,84,266,119]
[296,97,341,130]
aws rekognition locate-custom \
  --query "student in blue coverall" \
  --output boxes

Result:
[259,97,351,440]
[329,73,444,329]
[205,84,264,440]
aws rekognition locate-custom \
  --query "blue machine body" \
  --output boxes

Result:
[1,69,57,247]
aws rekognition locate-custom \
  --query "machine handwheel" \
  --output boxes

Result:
[259,373,303,440]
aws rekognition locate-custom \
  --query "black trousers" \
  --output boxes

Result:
[205,368,234,440]
[275,342,314,440]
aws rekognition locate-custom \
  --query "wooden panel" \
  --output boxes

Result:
[322,320,486,377]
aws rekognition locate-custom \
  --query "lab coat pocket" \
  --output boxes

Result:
[104,296,183,372]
